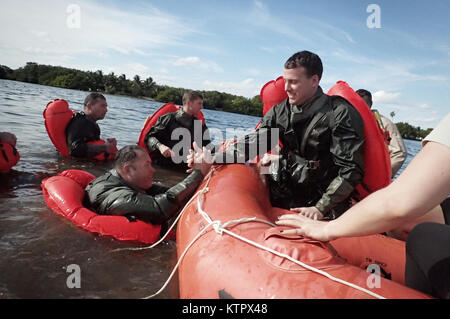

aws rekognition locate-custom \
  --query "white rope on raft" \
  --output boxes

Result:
[114,167,385,300]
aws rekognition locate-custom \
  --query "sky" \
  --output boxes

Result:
[1,0,449,128]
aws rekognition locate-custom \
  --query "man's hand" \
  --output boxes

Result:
[275,213,332,242]
[290,206,324,220]
[105,140,117,154]
[260,153,280,166]
[159,144,175,158]
[106,138,117,147]
[0,132,17,147]
[221,138,238,151]
[187,141,214,175]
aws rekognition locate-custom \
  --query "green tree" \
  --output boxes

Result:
[155,87,183,105]
[131,75,143,97]
[390,111,395,120]
[142,77,156,97]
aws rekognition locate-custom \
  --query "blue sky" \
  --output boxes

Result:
[1,0,449,128]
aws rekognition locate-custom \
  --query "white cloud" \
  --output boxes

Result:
[173,57,201,67]
[202,78,261,97]
[0,0,195,67]
[372,91,401,104]
[172,56,223,73]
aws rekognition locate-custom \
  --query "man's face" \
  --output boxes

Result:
[128,150,156,191]
[283,66,319,106]
[360,95,372,109]
[87,98,108,121]
[185,98,203,116]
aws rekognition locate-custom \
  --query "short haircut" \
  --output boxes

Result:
[356,89,373,107]
[84,92,106,108]
[182,90,203,106]
[114,145,146,170]
[284,51,323,80]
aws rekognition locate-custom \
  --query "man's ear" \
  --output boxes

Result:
[312,74,320,87]
[121,163,133,177]
[84,103,91,114]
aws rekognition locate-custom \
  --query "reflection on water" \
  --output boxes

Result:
[0,79,261,298]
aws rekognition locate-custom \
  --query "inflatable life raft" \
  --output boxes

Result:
[137,102,205,151]
[41,169,163,243]
[259,78,391,200]
[177,164,430,299]
[0,142,20,173]
[43,99,116,161]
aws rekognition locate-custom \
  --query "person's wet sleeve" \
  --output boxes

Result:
[66,120,106,158]
[315,102,365,216]
[383,118,407,176]
[105,170,204,224]
[144,115,171,152]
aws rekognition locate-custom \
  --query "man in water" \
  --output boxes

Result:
[198,51,365,220]
[356,89,407,177]
[0,132,17,147]
[144,90,212,171]
[66,92,117,159]
[85,144,212,233]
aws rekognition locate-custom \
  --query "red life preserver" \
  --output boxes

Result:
[327,81,391,199]
[43,99,117,160]
[259,78,391,200]
[137,102,206,151]
[0,142,20,173]
[41,169,167,243]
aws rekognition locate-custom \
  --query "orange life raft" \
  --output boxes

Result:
[177,164,430,299]
[137,102,205,151]
[42,169,162,243]
[0,142,20,173]
[43,99,116,161]
[259,78,391,200]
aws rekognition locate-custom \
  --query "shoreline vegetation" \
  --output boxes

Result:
[0,62,263,117]
[1,62,432,140]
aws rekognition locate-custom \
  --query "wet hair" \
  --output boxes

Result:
[182,90,203,106]
[114,145,146,170]
[356,89,373,108]
[284,51,323,80]
[84,92,106,108]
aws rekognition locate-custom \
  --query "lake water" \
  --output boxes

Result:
[0,79,420,298]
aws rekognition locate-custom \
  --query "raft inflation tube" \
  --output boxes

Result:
[0,142,20,173]
[43,99,117,161]
[42,169,162,243]
[176,165,430,299]
[137,102,205,151]
[259,77,391,200]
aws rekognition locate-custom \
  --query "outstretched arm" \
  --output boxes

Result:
[277,141,450,241]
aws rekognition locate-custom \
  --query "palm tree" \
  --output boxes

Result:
[390,111,396,120]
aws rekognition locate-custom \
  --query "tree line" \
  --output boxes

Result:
[0,62,263,117]
[395,122,433,141]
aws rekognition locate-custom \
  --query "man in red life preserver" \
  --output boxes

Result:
[356,89,407,177]
[0,132,17,148]
[144,90,212,171]
[0,132,19,173]
[66,93,117,159]
[85,145,212,233]
[201,51,365,221]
